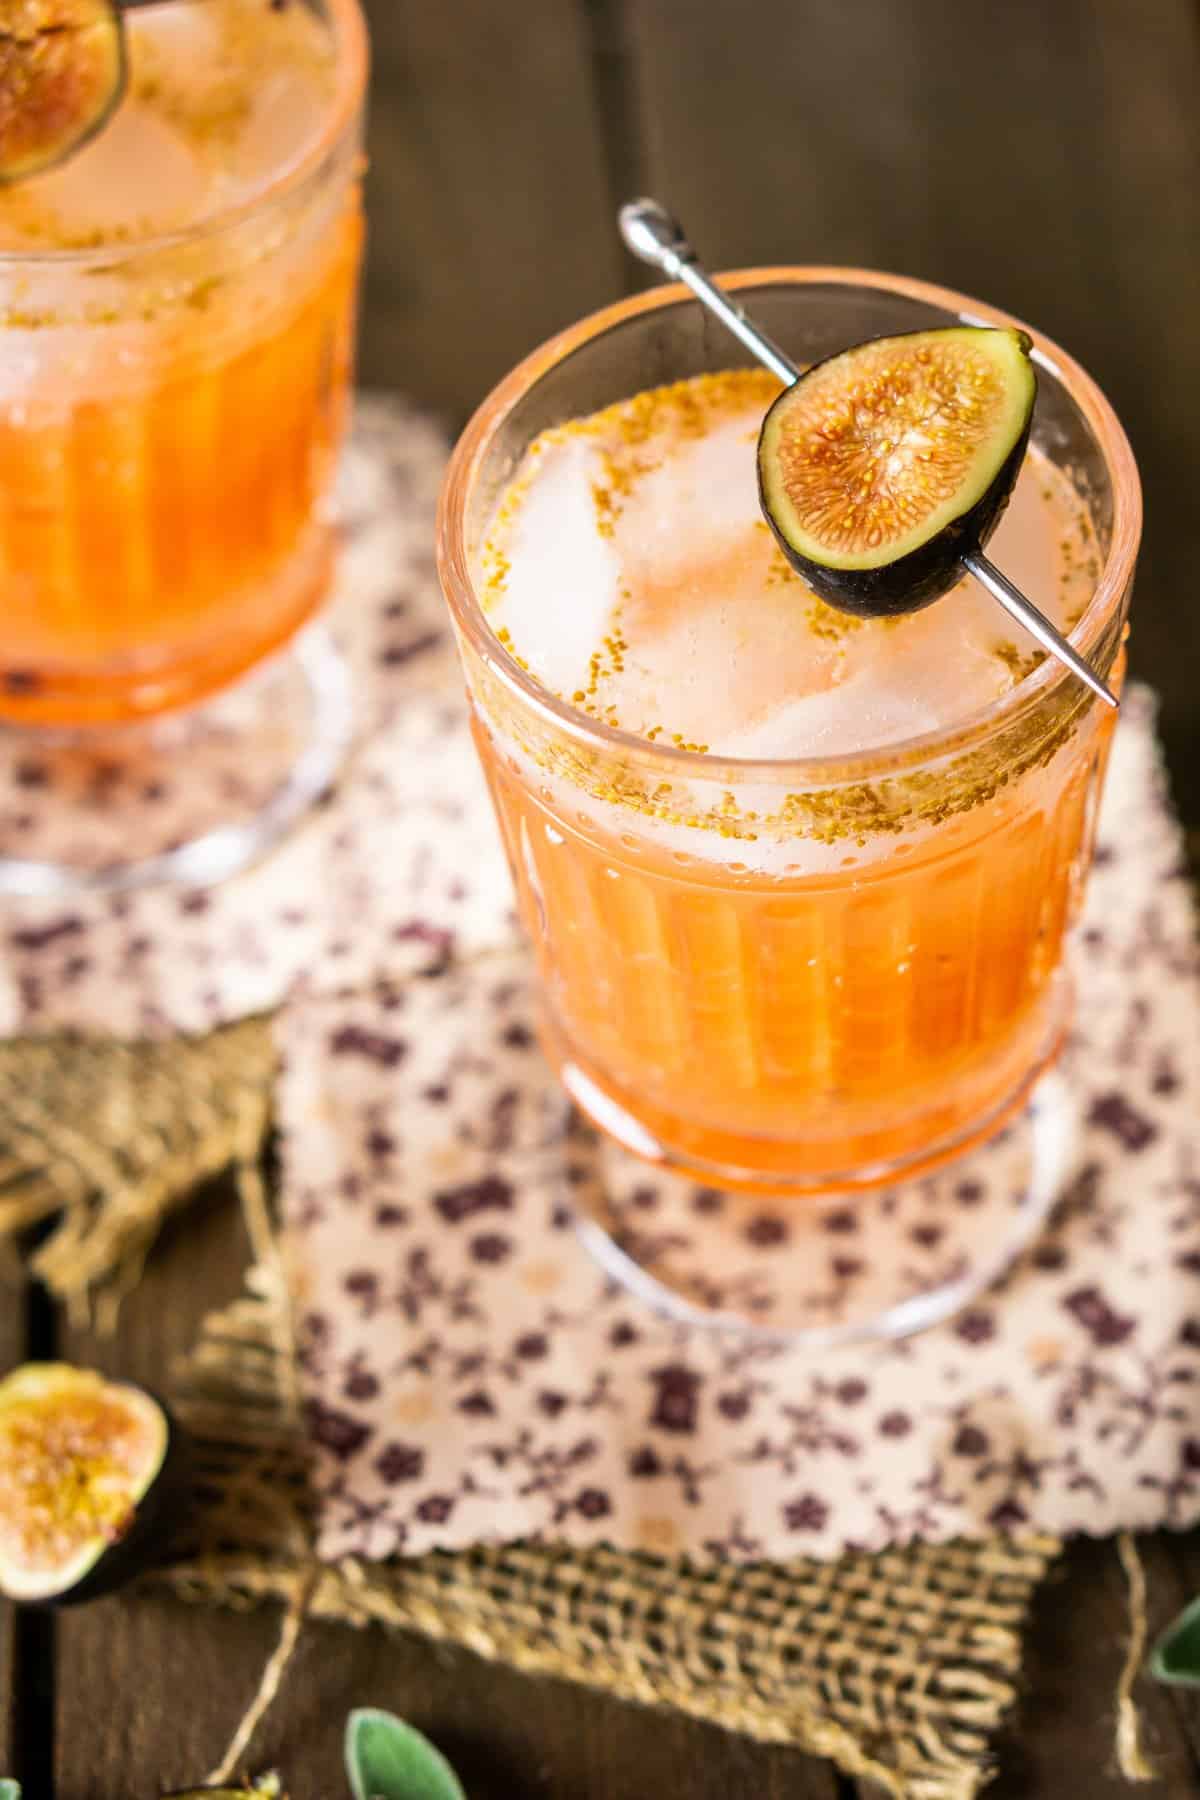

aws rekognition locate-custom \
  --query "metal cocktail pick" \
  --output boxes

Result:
[618,198,1118,712]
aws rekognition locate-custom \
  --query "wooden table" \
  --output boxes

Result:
[5,0,1200,1790]
[2,1188,1200,1799]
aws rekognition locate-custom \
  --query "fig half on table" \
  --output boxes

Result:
[0,0,126,184]
[0,1362,184,1605]
[758,325,1037,617]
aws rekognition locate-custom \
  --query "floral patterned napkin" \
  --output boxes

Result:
[4,397,1197,1563]
[0,400,516,1037]
[279,691,1200,1563]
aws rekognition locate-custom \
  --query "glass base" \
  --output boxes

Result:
[565,1066,1079,1345]
[0,624,353,896]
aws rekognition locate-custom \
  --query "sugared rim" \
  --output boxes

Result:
[0,0,368,265]
[437,266,1142,787]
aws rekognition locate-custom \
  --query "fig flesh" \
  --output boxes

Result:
[0,1362,182,1605]
[0,0,126,185]
[758,326,1037,617]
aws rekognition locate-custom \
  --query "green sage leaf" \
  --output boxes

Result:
[1151,1594,1200,1686]
[345,1708,466,1800]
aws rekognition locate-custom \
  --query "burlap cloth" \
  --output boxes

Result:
[0,402,1187,1798]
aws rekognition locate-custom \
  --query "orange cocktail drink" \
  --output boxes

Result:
[0,0,367,728]
[439,272,1139,1195]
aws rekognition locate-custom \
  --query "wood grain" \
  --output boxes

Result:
[356,0,625,423]
[51,1188,285,1800]
[216,1613,846,1800]
[987,1536,1200,1798]
[0,1268,21,1782]
[619,0,1200,816]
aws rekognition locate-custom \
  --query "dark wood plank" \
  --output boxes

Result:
[357,0,624,422]
[51,1186,289,1800]
[1137,1533,1200,1782]
[50,1600,844,1799]
[215,1615,844,1800]
[985,1535,1200,1798]
[626,0,1200,820]
[0,1264,23,1782]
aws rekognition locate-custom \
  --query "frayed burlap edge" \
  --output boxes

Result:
[152,1171,1062,1800]
[0,1018,275,1330]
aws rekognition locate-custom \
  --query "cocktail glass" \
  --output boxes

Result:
[0,0,368,894]
[437,270,1141,1341]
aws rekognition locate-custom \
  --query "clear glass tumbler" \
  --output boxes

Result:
[438,269,1141,1340]
[0,0,368,894]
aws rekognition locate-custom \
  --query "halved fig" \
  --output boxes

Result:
[0,1362,184,1605]
[0,0,126,185]
[758,326,1037,616]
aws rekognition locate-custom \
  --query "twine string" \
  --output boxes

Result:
[1115,1532,1155,1783]
[206,1568,318,1788]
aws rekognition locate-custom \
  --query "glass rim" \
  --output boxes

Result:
[437,265,1143,788]
[0,0,369,269]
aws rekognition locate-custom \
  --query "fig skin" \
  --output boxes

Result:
[0,0,126,185]
[0,1364,189,1608]
[757,327,1036,618]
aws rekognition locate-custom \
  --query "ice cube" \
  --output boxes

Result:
[126,0,226,90]
[23,96,214,242]
[220,62,334,204]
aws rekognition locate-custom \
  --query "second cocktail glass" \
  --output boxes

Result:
[0,0,368,893]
